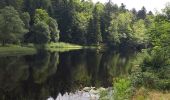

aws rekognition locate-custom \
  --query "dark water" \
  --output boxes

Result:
[0,49,137,100]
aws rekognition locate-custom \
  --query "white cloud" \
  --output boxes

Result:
[92,0,170,12]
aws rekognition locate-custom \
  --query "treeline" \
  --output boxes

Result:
[0,0,154,47]
[129,3,170,92]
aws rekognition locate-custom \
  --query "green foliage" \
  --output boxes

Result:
[71,0,93,44]
[48,18,60,42]
[132,19,148,45]
[23,0,52,16]
[88,2,104,45]
[31,22,50,44]
[107,15,120,46]
[106,11,140,46]
[34,9,49,23]
[163,3,170,20]
[134,71,170,91]
[0,0,155,47]
[0,6,27,45]
[101,1,118,43]
[29,9,60,44]
[20,12,31,29]
[137,7,147,20]
[113,78,132,100]
[117,12,133,44]
[131,50,170,91]
[134,6,170,91]
[2,0,24,11]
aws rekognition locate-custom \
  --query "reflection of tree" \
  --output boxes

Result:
[0,51,60,100]
[31,51,51,83]
[86,50,103,87]
[72,50,92,87]
[0,56,29,100]
[99,50,137,86]
[44,51,73,97]
[23,51,59,99]
[0,49,138,100]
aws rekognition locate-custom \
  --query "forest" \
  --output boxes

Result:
[0,0,153,48]
[0,0,170,99]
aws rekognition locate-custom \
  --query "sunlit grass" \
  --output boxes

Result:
[0,42,83,56]
[0,42,99,56]
[49,42,82,48]
[47,42,83,52]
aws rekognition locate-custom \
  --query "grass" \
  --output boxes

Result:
[0,42,102,56]
[133,87,170,100]
[46,42,83,52]
[48,42,82,48]
[0,45,37,56]
[0,42,83,56]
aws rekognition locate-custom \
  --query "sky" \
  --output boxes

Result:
[92,0,170,12]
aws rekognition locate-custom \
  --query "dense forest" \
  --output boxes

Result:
[0,0,154,48]
[0,0,170,99]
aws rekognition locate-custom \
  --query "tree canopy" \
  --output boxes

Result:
[0,0,167,49]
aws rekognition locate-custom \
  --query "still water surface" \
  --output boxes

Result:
[0,49,137,100]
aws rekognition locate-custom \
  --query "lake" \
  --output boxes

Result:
[0,49,138,100]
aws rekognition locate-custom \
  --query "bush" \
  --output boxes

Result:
[113,78,132,100]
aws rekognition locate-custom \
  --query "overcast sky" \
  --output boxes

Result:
[92,0,170,12]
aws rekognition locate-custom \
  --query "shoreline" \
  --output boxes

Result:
[0,42,101,56]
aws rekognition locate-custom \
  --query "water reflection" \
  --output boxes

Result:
[0,49,137,100]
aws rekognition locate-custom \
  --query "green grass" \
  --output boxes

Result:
[46,42,83,52]
[48,42,82,48]
[0,42,83,56]
[0,45,37,56]
[0,42,102,56]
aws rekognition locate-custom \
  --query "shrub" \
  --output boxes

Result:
[113,78,132,100]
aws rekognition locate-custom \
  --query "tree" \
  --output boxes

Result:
[145,11,170,70]
[107,15,120,46]
[1,0,24,11]
[92,2,104,45]
[117,12,133,45]
[148,15,170,49]
[137,6,147,20]
[101,0,118,42]
[0,6,27,45]
[87,18,95,44]
[30,22,50,44]
[20,12,31,29]
[51,0,74,42]
[32,9,60,43]
[131,8,137,21]
[70,0,93,44]
[119,3,126,12]
[132,19,148,45]
[34,9,49,23]
[23,0,52,17]
[0,0,6,9]
[48,17,60,42]
[163,3,170,19]
[131,8,137,16]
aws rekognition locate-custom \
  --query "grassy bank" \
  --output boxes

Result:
[0,42,102,56]
[46,42,83,52]
[0,42,84,56]
[0,45,37,56]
